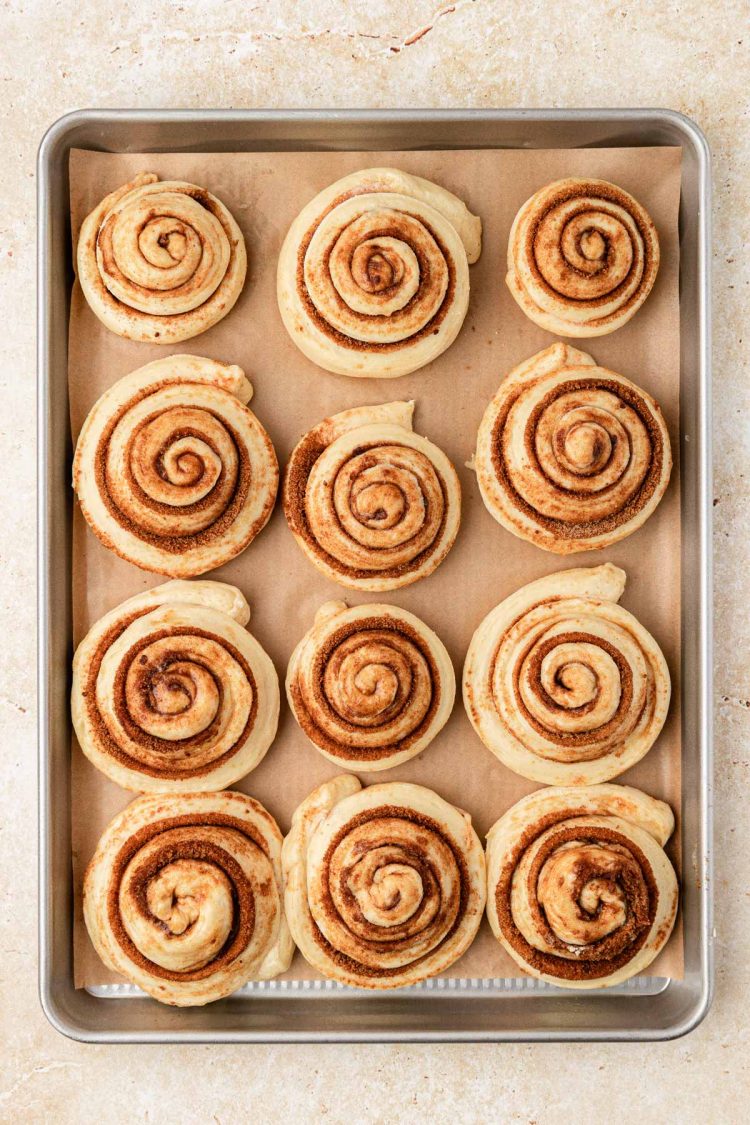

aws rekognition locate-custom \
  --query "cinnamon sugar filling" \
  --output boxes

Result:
[96,186,237,320]
[490,377,665,539]
[495,812,658,981]
[86,623,258,780]
[523,182,657,320]
[296,192,456,352]
[92,386,270,554]
[310,806,469,979]
[108,813,271,982]
[506,629,638,750]
[283,437,450,580]
[291,614,441,762]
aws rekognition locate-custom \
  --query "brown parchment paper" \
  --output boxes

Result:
[68,145,683,989]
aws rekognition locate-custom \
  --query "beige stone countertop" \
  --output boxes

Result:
[1,1,747,1121]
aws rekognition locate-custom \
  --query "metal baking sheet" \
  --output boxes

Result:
[37,108,713,1042]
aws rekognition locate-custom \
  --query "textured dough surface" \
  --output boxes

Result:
[463,564,671,784]
[73,354,279,577]
[506,177,660,337]
[474,342,672,553]
[282,776,486,988]
[72,580,280,792]
[277,167,481,377]
[286,599,455,770]
[77,173,247,343]
[83,790,293,1005]
[282,400,461,591]
[485,783,678,988]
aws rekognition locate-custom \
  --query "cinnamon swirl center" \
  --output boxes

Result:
[297,196,457,352]
[97,188,231,316]
[95,389,253,554]
[296,617,439,760]
[92,625,258,779]
[109,817,269,983]
[307,444,445,573]
[310,808,468,975]
[498,815,658,980]
[491,376,665,537]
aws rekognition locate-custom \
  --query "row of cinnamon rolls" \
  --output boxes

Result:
[73,346,672,578]
[78,168,660,365]
[85,775,678,1005]
[74,566,669,791]
[79,567,676,1000]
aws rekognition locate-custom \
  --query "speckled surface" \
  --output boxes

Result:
[1,1,748,1121]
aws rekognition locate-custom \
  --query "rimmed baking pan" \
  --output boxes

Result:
[38,108,712,1042]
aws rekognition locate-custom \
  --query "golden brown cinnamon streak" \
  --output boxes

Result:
[506,178,660,336]
[282,775,486,988]
[486,784,678,988]
[73,355,278,577]
[473,343,672,553]
[277,167,481,377]
[83,790,293,1005]
[77,173,247,343]
[286,600,455,771]
[463,564,670,785]
[72,580,280,793]
[283,401,461,591]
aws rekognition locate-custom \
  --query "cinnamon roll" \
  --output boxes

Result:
[283,401,461,591]
[473,343,672,553]
[507,178,660,336]
[287,600,455,771]
[72,580,279,793]
[283,776,486,988]
[463,564,670,785]
[77,173,247,343]
[83,790,293,1005]
[277,167,481,378]
[486,784,679,988]
[73,355,278,577]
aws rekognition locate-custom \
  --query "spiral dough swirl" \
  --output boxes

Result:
[463,564,670,785]
[474,343,672,553]
[506,177,660,337]
[283,401,461,591]
[282,776,486,988]
[72,580,280,792]
[486,784,679,988]
[77,173,247,343]
[277,167,481,378]
[287,600,455,770]
[73,355,279,577]
[83,791,293,1005]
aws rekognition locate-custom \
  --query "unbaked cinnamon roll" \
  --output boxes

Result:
[473,342,672,553]
[486,784,679,988]
[283,775,486,988]
[283,401,461,591]
[73,355,278,577]
[83,790,293,1005]
[287,600,455,770]
[277,167,481,378]
[507,178,660,336]
[463,564,670,785]
[77,173,247,343]
[72,580,279,792]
